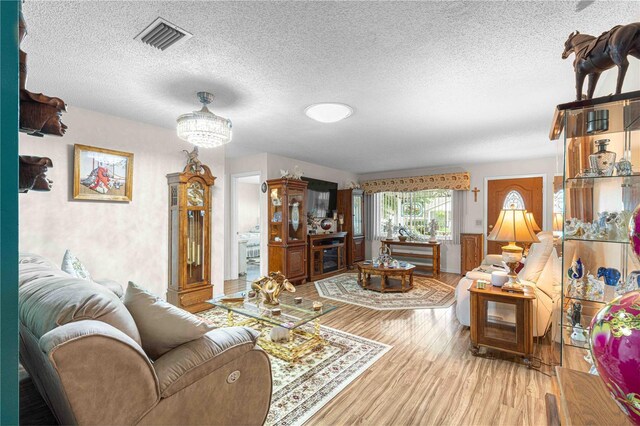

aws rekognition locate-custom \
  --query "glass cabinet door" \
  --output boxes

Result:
[269,187,283,243]
[288,189,305,242]
[353,192,363,237]
[560,97,640,358]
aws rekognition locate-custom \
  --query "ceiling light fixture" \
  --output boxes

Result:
[177,92,232,148]
[305,103,353,123]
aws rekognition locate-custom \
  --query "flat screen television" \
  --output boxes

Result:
[302,177,337,218]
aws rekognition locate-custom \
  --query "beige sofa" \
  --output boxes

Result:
[19,253,272,425]
[455,232,562,338]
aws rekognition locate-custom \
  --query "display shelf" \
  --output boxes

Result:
[565,174,640,189]
[554,93,640,373]
[564,236,629,244]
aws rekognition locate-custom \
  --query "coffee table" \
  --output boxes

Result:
[356,261,416,292]
[207,292,338,362]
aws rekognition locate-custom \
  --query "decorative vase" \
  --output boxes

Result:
[590,290,640,424]
[291,202,300,232]
[629,205,640,262]
[589,139,616,177]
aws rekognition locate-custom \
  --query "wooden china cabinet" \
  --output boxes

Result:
[337,188,365,267]
[267,178,308,284]
[166,164,215,313]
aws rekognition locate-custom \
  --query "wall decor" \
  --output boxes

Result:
[19,156,53,193]
[73,144,133,202]
[562,22,640,100]
[19,11,67,137]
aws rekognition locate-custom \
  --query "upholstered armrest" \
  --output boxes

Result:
[93,278,124,298]
[465,270,492,281]
[40,320,160,425]
[153,326,260,398]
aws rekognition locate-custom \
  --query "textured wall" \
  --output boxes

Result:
[19,107,226,297]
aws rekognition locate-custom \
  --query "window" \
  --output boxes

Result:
[503,190,525,210]
[376,189,453,240]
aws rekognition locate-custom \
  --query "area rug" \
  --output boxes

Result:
[315,273,456,310]
[197,308,391,426]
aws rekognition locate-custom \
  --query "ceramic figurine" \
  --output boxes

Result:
[562,23,640,100]
[590,290,640,424]
[571,301,583,326]
[571,324,588,342]
[427,219,438,242]
[280,165,303,180]
[598,267,622,287]
[586,273,605,300]
[270,326,289,343]
[568,258,585,280]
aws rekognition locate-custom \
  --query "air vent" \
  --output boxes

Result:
[134,17,193,51]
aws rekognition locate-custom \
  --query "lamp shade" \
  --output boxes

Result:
[525,212,541,233]
[553,212,564,232]
[488,208,540,243]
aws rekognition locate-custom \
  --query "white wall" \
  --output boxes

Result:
[236,182,260,232]
[266,153,359,187]
[19,107,226,297]
[360,156,559,273]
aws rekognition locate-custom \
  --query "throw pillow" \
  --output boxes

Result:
[518,231,554,283]
[61,250,92,281]
[124,282,214,359]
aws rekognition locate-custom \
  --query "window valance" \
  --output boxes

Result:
[361,172,470,194]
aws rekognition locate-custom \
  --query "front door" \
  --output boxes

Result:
[487,177,543,254]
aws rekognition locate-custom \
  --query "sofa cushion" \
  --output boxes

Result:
[518,231,554,283]
[61,250,92,281]
[536,248,562,299]
[124,282,214,359]
[93,278,124,299]
[19,258,141,345]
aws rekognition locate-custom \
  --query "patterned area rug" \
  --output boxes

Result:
[315,273,456,310]
[197,308,391,426]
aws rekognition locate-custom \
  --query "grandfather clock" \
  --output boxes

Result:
[166,156,215,313]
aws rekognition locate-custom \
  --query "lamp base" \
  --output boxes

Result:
[501,243,524,293]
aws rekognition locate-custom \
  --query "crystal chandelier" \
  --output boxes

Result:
[176,92,232,148]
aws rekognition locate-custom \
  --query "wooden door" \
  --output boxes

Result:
[487,177,543,254]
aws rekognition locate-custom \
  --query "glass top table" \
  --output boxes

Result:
[207,291,338,330]
[207,286,338,362]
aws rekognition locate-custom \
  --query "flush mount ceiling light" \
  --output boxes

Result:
[304,103,353,123]
[176,92,232,148]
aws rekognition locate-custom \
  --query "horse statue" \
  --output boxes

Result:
[562,22,640,100]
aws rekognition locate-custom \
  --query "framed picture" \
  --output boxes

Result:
[73,144,133,202]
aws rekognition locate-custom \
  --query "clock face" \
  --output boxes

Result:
[261,182,268,193]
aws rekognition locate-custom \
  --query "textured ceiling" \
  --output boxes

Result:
[23,1,640,174]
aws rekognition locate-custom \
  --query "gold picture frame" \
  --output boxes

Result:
[73,144,133,202]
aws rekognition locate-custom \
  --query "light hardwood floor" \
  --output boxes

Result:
[227,272,567,426]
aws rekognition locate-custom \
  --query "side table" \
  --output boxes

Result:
[468,280,536,362]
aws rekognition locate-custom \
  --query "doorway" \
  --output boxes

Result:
[486,176,544,254]
[231,173,262,281]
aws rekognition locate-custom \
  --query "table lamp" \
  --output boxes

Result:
[552,212,564,238]
[525,212,541,233]
[487,206,540,292]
